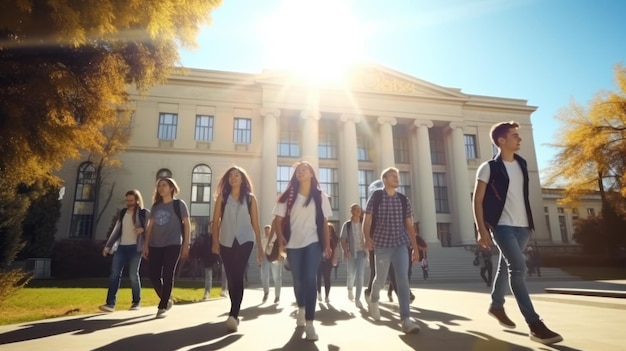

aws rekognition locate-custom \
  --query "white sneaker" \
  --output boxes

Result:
[226,316,239,332]
[202,292,210,301]
[166,299,173,311]
[296,307,305,327]
[401,318,420,334]
[304,323,318,341]
[369,302,380,321]
[355,300,363,309]
[156,308,167,318]
[348,289,354,301]
[317,294,322,302]
[220,291,228,297]
[325,296,330,303]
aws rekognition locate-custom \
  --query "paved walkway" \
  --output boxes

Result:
[0,279,624,350]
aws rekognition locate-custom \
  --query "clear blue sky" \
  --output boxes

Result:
[179,0,626,180]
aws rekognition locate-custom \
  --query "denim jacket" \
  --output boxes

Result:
[482,153,535,231]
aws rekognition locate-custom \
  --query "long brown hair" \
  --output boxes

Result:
[125,189,143,226]
[278,161,321,207]
[216,166,254,204]
[152,177,180,205]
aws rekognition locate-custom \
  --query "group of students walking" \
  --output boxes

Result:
[98,120,563,346]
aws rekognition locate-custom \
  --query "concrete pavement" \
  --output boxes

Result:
[0,279,624,350]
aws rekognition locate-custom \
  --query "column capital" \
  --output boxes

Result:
[414,119,433,128]
[259,107,281,118]
[300,109,321,121]
[377,116,397,126]
[448,121,464,130]
[340,113,362,123]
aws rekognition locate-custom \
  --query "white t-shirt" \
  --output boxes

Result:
[476,160,529,227]
[120,210,136,245]
[272,193,333,249]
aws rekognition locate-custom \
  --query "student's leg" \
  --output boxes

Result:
[371,247,393,303]
[148,246,165,300]
[270,261,282,298]
[105,246,130,307]
[391,245,411,320]
[322,259,332,298]
[354,251,366,301]
[159,245,181,309]
[261,257,270,295]
[128,248,142,305]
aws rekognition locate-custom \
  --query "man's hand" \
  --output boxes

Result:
[102,247,110,257]
[365,237,374,251]
[477,228,493,248]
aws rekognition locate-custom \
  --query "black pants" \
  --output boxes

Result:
[366,249,375,294]
[480,263,493,286]
[148,245,181,309]
[317,259,333,298]
[220,240,253,318]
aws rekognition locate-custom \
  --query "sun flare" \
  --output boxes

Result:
[259,1,368,86]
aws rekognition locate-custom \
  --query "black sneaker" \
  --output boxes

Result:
[529,320,563,345]
[488,307,516,329]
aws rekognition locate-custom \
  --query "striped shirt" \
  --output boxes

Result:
[365,190,413,248]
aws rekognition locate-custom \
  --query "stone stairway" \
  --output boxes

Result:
[244,245,578,287]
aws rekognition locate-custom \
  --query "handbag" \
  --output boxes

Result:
[265,239,281,262]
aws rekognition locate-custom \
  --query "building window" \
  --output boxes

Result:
[558,212,568,243]
[433,172,449,213]
[191,165,212,204]
[430,128,445,165]
[587,208,595,217]
[70,162,96,238]
[158,113,178,140]
[319,167,339,211]
[398,171,411,203]
[358,169,375,208]
[544,206,552,238]
[278,117,301,157]
[437,222,451,247]
[393,125,410,164]
[318,120,338,159]
[464,134,478,159]
[195,115,214,142]
[233,118,252,144]
[156,168,172,180]
[277,165,293,195]
[557,207,564,214]
[357,134,370,161]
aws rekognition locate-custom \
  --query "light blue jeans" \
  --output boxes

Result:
[287,243,322,321]
[261,257,283,298]
[346,250,367,300]
[106,245,142,306]
[490,225,540,324]
[371,245,411,320]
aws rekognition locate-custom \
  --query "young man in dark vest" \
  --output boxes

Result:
[473,121,562,345]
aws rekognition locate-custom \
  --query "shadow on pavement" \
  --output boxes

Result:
[0,314,153,345]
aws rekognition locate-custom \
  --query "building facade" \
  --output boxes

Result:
[542,188,602,244]
[56,65,551,246]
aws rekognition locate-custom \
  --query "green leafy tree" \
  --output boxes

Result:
[18,180,62,259]
[0,0,222,266]
[547,64,626,254]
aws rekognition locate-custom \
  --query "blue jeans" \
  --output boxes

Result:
[287,243,322,321]
[106,245,142,306]
[346,251,367,300]
[490,225,540,324]
[371,245,411,320]
[261,257,283,297]
[204,267,213,292]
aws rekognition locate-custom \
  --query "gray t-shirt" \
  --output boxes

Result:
[149,200,189,247]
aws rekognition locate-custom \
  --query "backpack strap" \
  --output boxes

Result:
[371,190,408,231]
[172,199,184,235]
[220,193,253,221]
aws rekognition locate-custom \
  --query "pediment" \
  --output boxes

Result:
[256,64,468,100]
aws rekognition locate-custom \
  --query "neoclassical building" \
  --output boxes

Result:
[56,65,552,246]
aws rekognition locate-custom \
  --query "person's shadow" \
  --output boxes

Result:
[0,313,154,345]
[315,302,356,326]
[266,327,321,351]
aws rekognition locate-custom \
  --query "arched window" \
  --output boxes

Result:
[70,162,96,238]
[189,164,212,239]
[156,168,172,180]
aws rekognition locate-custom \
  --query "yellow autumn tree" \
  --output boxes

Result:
[0,0,222,267]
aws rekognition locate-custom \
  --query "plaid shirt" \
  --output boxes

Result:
[365,190,413,248]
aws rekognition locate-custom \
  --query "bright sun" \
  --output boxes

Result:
[259,1,367,86]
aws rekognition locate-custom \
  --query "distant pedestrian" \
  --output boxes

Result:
[474,247,493,287]
[340,203,367,308]
[260,222,283,304]
[317,223,339,303]
[211,166,263,332]
[143,178,190,318]
[273,161,333,341]
[473,121,562,345]
[100,189,149,312]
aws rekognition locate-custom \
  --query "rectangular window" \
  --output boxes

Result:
[430,128,445,165]
[357,135,370,161]
[278,117,301,157]
[557,207,564,214]
[464,134,478,159]
[233,118,252,144]
[393,125,410,164]
[433,172,449,213]
[318,167,339,210]
[276,165,293,195]
[158,113,178,140]
[398,171,411,203]
[195,115,214,142]
[358,169,375,208]
[318,120,338,159]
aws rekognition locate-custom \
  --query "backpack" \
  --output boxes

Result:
[172,199,185,236]
[369,189,408,231]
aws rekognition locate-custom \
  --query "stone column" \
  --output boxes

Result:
[260,107,280,227]
[340,114,361,216]
[300,109,320,171]
[449,122,475,244]
[377,116,396,168]
[414,120,438,245]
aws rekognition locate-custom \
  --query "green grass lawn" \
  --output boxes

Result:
[0,278,222,326]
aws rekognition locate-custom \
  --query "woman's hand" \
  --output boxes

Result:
[212,242,220,255]
[181,245,189,259]
[102,246,110,257]
[142,245,149,259]
[256,247,264,265]
[323,246,332,259]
